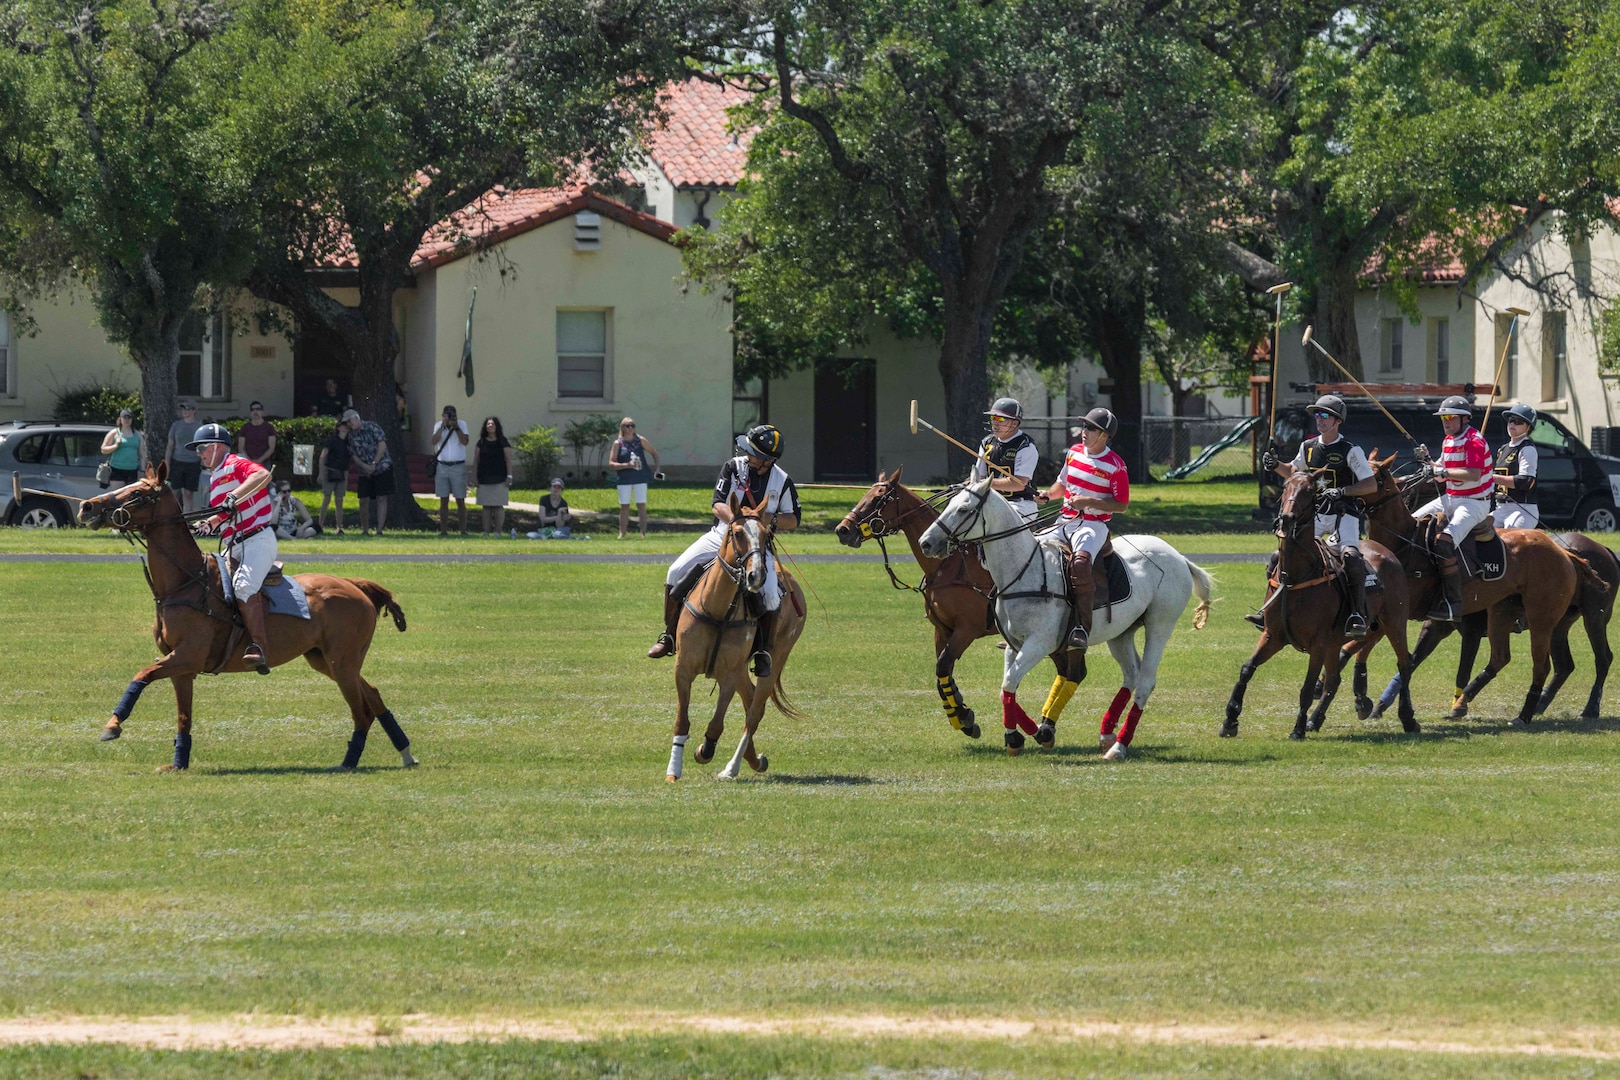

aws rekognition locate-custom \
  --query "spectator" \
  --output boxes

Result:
[314,377,348,418]
[100,408,143,484]
[270,480,320,539]
[608,416,660,539]
[164,400,203,512]
[237,401,277,467]
[343,407,392,535]
[474,415,513,536]
[431,404,471,536]
[317,417,351,535]
[528,478,572,538]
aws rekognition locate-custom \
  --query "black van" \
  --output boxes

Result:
[1262,399,1620,531]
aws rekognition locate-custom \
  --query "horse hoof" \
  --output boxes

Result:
[1583,709,1601,721]
[1510,716,1534,730]
[1287,730,1306,741]
[1102,740,1127,761]
[665,774,679,783]
[400,750,419,768]
[751,755,768,774]
[1217,721,1238,738]
[1355,699,1373,721]
[1447,706,1468,720]
[1099,733,1116,753]
[694,738,716,765]
[99,722,122,742]
[961,723,982,740]
[1371,703,1388,720]
[1402,718,1421,734]
[157,763,187,773]
[1035,722,1056,749]
[327,764,356,773]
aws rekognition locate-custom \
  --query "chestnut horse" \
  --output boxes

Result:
[665,495,806,782]
[1223,472,1419,739]
[836,468,993,739]
[1346,454,1600,727]
[78,466,415,771]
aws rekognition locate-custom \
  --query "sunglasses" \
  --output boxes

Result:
[1310,410,1339,419]
[621,423,635,429]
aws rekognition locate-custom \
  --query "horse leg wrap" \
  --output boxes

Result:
[112,680,148,722]
[375,710,410,751]
[171,732,191,770]
[1377,674,1402,712]
[341,731,367,769]
[1118,704,1144,747]
[1001,691,1037,736]
[1041,677,1080,723]
[937,675,966,731]
[1100,687,1132,735]
[1452,687,1468,712]
[667,734,687,780]
[1463,666,1498,700]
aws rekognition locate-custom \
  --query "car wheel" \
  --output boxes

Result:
[1575,496,1619,533]
[16,496,69,529]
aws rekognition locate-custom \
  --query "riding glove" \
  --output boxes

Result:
[1261,450,1278,472]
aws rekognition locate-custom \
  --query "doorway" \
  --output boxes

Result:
[814,358,876,481]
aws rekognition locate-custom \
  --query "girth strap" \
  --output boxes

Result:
[682,597,757,631]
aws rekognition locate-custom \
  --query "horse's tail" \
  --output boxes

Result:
[1567,551,1609,596]
[769,676,804,720]
[1185,558,1214,630]
[353,579,408,632]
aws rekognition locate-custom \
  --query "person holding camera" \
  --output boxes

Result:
[431,404,471,536]
[609,417,662,539]
[317,417,351,534]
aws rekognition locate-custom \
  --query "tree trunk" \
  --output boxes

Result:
[1089,303,1148,482]
[130,325,183,473]
[1310,261,1365,384]
[937,304,994,479]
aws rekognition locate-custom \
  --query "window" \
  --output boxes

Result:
[0,310,10,397]
[177,310,229,400]
[58,432,104,467]
[1542,312,1566,402]
[1380,318,1403,373]
[1433,318,1450,384]
[556,310,608,399]
[1496,314,1519,398]
[11,433,47,464]
[733,376,766,435]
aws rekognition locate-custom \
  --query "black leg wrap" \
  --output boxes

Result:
[113,679,148,722]
[376,710,410,751]
[172,732,191,770]
[342,731,367,769]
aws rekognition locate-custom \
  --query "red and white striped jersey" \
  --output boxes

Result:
[1059,444,1130,521]
[210,454,274,542]
[1442,427,1492,499]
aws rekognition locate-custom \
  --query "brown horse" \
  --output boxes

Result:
[836,468,994,739]
[77,465,414,771]
[1348,453,1601,727]
[1223,471,1419,739]
[665,494,806,781]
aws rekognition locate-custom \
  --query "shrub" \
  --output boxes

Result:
[220,414,349,489]
[561,414,619,475]
[513,424,564,486]
[54,378,141,427]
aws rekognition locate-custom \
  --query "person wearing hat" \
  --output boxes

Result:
[164,401,203,512]
[1044,407,1129,653]
[186,423,276,674]
[972,397,1042,523]
[1252,394,1378,637]
[1411,395,1492,621]
[99,408,144,486]
[1491,403,1540,530]
[647,424,800,677]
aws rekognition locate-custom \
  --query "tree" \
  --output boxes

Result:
[0,0,259,455]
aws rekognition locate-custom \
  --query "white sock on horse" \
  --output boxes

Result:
[667,734,687,780]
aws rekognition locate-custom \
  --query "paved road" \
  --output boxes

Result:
[0,551,1268,564]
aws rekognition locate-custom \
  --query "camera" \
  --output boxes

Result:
[442,405,457,420]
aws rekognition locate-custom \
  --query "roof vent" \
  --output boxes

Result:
[574,211,601,251]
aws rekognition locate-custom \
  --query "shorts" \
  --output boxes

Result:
[434,460,467,499]
[320,470,347,497]
[169,459,202,492]
[356,467,392,499]
[476,481,509,507]
[618,482,648,505]
[110,467,140,483]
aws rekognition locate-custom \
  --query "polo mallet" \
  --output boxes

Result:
[1481,307,1532,430]
[11,469,87,511]
[908,399,1010,475]
[1265,282,1292,450]
[1302,326,1421,450]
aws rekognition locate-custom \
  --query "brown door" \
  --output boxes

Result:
[814,358,877,481]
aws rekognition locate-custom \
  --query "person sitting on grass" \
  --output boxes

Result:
[270,480,320,539]
[528,479,573,538]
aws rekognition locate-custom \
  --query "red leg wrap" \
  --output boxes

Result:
[1001,690,1038,735]
[1118,703,1144,746]
[1100,687,1132,734]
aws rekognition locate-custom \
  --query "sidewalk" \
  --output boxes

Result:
[413,494,711,532]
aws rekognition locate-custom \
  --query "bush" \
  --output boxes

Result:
[54,379,141,427]
[561,414,619,475]
[220,414,349,489]
[513,424,564,486]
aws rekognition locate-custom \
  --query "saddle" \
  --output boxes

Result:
[1418,514,1506,581]
[1059,537,1131,615]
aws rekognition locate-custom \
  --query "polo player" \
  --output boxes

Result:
[972,397,1042,523]
[1492,403,1540,530]
[1412,395,1492,622]
[1044,407,1129,652]
[187,423,276,674]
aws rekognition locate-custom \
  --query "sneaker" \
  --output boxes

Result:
[1103,740,1128,761]
[526,531,544,540]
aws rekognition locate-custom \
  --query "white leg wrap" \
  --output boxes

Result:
[667,735,687,779]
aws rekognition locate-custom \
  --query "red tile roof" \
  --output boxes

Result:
[1362,234,1468,286]
[645,78,753,189]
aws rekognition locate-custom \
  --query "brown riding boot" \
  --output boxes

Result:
[1067,551,1096,651]
[752,608,778,679]
[238,593,271,675]
[647,585,680,658]
[1427,536,1465,622]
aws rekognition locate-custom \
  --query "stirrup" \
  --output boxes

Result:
[751,649,772,678]
[244,643,270,675]
[1066,625,1089,651]
[1244,612,1265,629]
[1344,614,1368,639]
[1426,600,1462,624]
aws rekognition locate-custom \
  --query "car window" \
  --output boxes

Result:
[59,432,105,467]
[1531,419,1572,454]
[10,433,49,464]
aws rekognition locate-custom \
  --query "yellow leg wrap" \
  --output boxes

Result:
[938,675,965,731]
[1041,677,1081,723]
[1453,687,1467,709]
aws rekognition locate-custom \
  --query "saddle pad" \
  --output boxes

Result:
[1471,535,1507,582]
[1094,550,1132,610]
[213,554,313,619]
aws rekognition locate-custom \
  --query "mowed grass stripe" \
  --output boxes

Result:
[1,559,1619,1042]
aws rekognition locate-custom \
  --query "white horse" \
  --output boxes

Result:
[918,479,1212,758]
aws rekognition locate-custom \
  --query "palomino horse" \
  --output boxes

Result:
[1354,462,1616,722]
[666,494,806,782]
[77,466,415,771]
[836,468,994,739]
[1346,453,1600,727]
[918,479,1212,758]
[1222,472,1419,739]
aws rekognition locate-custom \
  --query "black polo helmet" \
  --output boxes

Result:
[1309,394,1348,421]
[737,424,784,461]
[1435,394,1473,418]
[184,423,231,451]
[986,397,1023,420]
[1079,407,1118,438]
[1502,402,1537,427]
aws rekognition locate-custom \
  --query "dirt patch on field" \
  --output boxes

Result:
[0,1013,1617,1060]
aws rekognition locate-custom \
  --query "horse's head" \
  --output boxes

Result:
[1276,470,1318,543]
[720,493,774,595]
[918,478,992,559]
[77,462,176,531]
[835,466,907,549]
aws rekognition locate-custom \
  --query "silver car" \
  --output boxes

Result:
[1,420,117,528]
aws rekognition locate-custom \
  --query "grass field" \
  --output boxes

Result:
[5,490,1620,1076]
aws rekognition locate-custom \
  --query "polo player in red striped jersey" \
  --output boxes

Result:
[1044,408,1129,652]
[187,423,277,674]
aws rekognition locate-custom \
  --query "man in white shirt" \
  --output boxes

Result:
[431,404,471,536]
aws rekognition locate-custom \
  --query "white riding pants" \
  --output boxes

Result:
[1314,513,1362,548]
[1493,503,1539,530]
[1411,495,1490,545]
[228,527,278,599]
[665,525,780,611]
[1052,517,1110,559]
[1008,498,1039,524]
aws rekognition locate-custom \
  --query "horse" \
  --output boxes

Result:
[918,479,1212,758]
[1222,471,1419,739]
[835,468,995,739]
[1352,462,1616,722]
[1344,453,1599,727]
[76,465,415,771]
[665,494,806,782]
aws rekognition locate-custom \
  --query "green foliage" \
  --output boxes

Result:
[512,423,564,487]
[560,414,619,476]
[1599,303,1620,378]
[51,379,142,427]
[215,415,346,488]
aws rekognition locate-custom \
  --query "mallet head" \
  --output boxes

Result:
[909,399,919,435]
[1266,281,1294,295]
[1301,325,1314,347]
[1506,306,1531,317]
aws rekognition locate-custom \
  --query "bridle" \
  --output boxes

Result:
[717,515,770,590]
[93,480,235,624]
[841,481,962,593]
